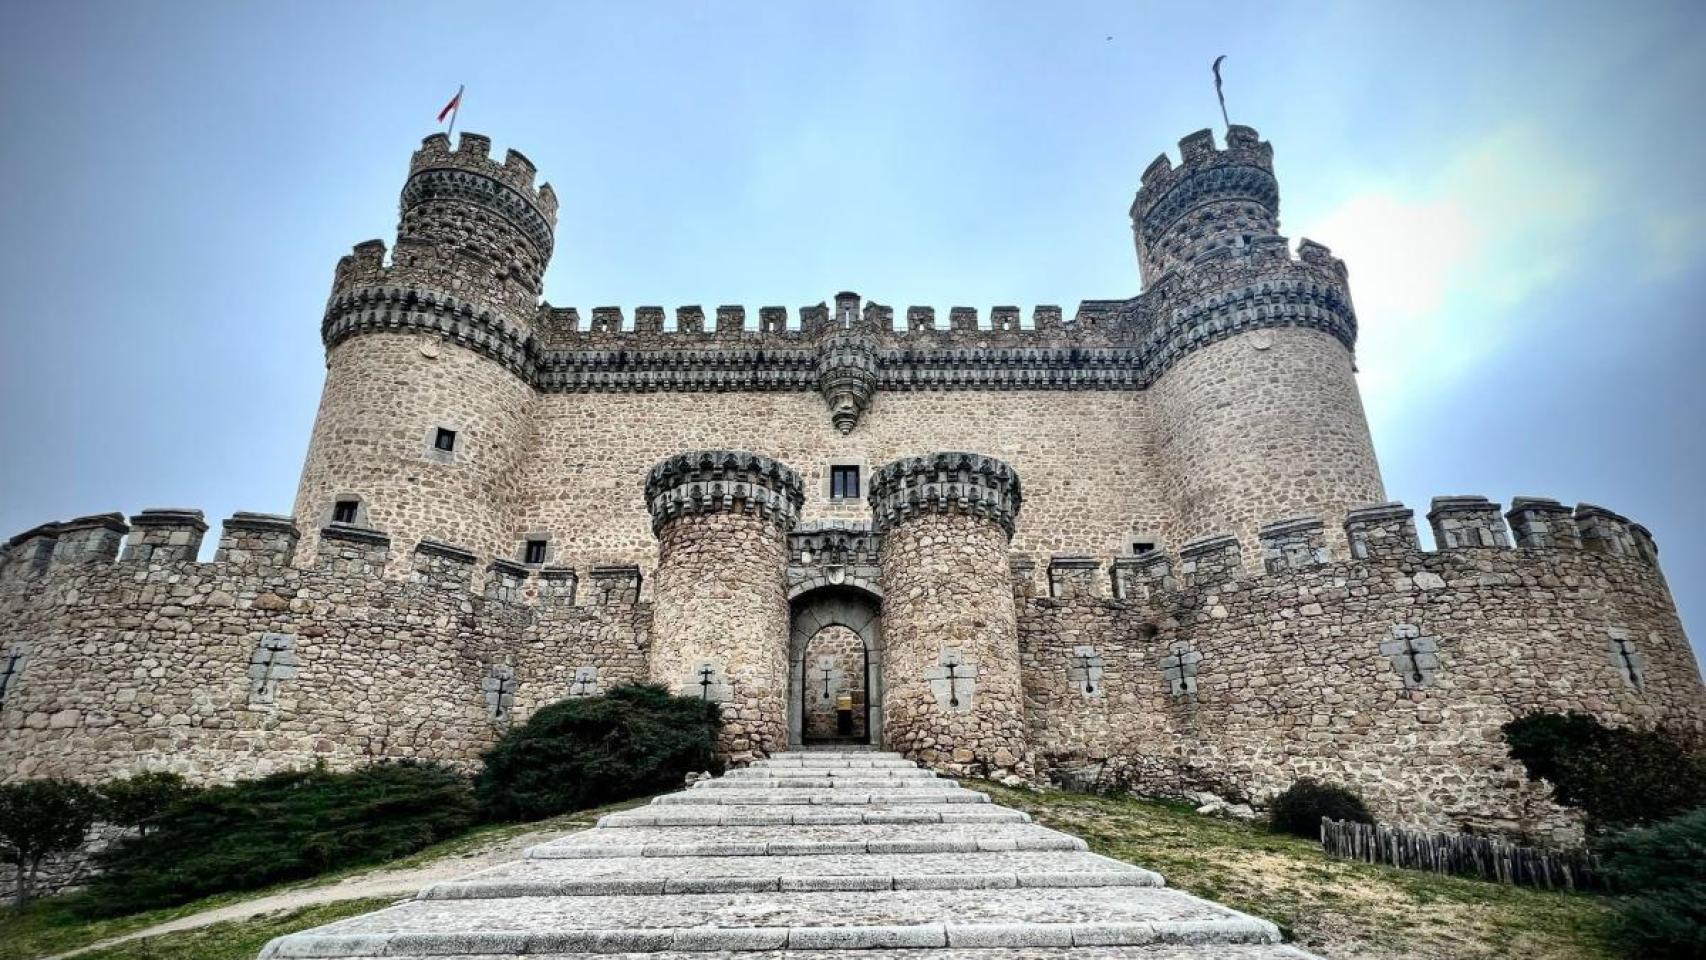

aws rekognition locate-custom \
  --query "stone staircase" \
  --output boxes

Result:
[260,751,1318,958]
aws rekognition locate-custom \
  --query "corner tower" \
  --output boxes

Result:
[292,133,557,566]
[1135,126,1385,557]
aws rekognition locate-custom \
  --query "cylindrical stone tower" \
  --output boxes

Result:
[644,451,804,763]
[293,132,557,566]
[1133,126,1385,558]
[868,452,1029,779]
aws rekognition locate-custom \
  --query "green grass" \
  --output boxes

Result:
[976,780,1618,960]
[70,899,390,960]
[0,793,655,960]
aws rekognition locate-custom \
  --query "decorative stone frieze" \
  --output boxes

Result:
[643,450,805,536]
[868,452,1022,539]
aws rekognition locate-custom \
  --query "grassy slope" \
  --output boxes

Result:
[68,900,391,960]
[976,781,1616,960]
[0,795,652,960]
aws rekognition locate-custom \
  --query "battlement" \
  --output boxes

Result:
[1013,494,1666,604]
[409,132,558,222]
[1131,125,1276,224]
[0,509,651,610]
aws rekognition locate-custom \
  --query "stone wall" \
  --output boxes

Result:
[1015,499,1706,842]
[0,512,648,785]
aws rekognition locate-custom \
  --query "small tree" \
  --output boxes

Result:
[99,772,197,837]
[0,779,104,909]
[1503,712,1706,832]
[1269,778,1375,838]
[1597,807,1706,959]
[476,684,721,822]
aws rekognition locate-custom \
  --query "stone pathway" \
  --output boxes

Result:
[259,751,1318,959]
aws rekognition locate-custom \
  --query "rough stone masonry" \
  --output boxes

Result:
[2,123,1703,849]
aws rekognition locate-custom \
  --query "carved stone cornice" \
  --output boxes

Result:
[643,450,805,536]
[868,452,1023,539]
[401,167,555,260]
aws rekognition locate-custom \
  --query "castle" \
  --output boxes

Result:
[3,124,1702,840]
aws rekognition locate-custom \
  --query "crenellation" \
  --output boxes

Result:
[949,306,978,332]
[316,523,390,576]
[1506,497,1581,550]
[120,509,208,565]
[1176,533,1242,587]
[587,564,641,606]
[1111,551,1173,602]
[1576,503,1642,559]
[51,514,128,568]
[758,306,787,334]
[536,565,578,604]
[1428,495,1511,549]
[1047,555,1102,600]
[589,306,624,334]
[413,539,477,588]
[484,558,529,602]
[1345,502,1421,559]
[715,305,744,334]
[991,306,1021,332]
[675,305,704,334]
[634,306,665,334]
[1010,555,1039,599]
[1258,516,1329,573]
[213,512,300,571]
[906,305,935,332]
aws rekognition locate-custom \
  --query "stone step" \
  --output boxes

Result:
[654,790,989,806]
[524,823,1089,859]
[769,750,905,759]
[259,886,1282,957]
[700,776,956,789]
[597,805,1028,828]
[417,851,1163,898]
[721,767,942,780]
[303,948,1321,960]
[754,758,920,768]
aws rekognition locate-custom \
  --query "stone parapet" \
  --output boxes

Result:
[412,539,477,588]
[1177,534,1243,587]
[51,514,128,568]
[121,509,208,564]
[1259,516,1328,573]
[1576,503,1643,559]
[1047,555,1102,600]
[643,451,805,536]
[1345,502,1421,560]
[868,452,1022,539]
[1428,496,1511,549]
[213,512,300,569]
[1111,552,1173,602]
[1506,497,1580,550]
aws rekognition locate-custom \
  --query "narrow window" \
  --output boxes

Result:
[830,465,860,500]
[434,428,458,452]
[1131,540,1157,555]
[523,539,547,565]
[332,499,359,524]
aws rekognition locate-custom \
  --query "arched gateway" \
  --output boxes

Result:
[788,586,883,747]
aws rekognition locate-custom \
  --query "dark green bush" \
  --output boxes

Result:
[86,761,473,915]
[476,684,721,821]
[98,771,199,837]
[1503,712,1706,831]
[1269,778,1374,838]
[1597,806,1706,959]
[0,779,104,909]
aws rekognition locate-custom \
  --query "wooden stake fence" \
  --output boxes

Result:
[1319,818,1601,891]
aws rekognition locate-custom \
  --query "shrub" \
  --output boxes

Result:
[1269,778,1374,838]
[476,684,721,821]
[87,761,473,915]
[98,771,199,837]
[0,779,104,909]
[1597,806,1706,959]
[1503,712,1706,831]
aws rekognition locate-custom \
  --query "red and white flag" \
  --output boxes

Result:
[437,85,463,134]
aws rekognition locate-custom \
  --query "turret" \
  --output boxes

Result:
[1139,126,1386,560]
[293,132,556,571]
[1130,125,1279,286]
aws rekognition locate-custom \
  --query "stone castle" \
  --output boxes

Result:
[3,124,1702,839]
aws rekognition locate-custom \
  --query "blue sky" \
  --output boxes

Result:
[1,2,1702,665]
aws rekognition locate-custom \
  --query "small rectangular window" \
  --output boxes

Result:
[1131,540,1156,555]
[434,428,458,452]
[524,540,547,565]
[332,500,358,524]
[830,465,860,500]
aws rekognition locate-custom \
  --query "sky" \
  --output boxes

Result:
[0,2,1702,665]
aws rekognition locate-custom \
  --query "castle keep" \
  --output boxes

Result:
[3,125,1702,838]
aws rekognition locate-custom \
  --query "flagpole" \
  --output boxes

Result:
[1212,56,1230,131]
[446,84,464,140]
